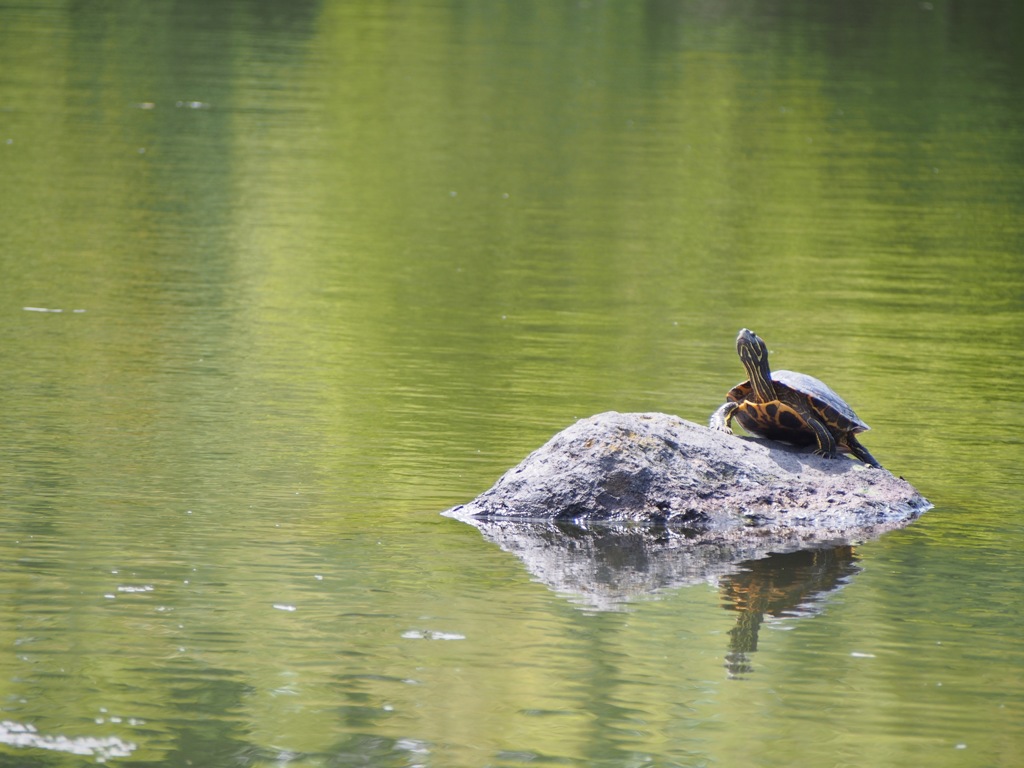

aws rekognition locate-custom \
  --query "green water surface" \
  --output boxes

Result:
[1,1,1022,766]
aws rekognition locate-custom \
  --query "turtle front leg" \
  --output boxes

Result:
[710,401,739,433]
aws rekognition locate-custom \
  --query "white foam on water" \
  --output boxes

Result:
[0,720,137,762]
[401,630,465,641]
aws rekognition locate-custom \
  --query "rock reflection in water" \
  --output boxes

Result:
[458,518,864,675]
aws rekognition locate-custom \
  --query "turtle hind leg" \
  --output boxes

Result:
[710,401,739,433]
[801,414,839,460]
[845,434,882,469]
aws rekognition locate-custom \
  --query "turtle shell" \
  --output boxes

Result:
[727,369,870,445]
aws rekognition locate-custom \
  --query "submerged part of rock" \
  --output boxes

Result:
[444,411,930,543]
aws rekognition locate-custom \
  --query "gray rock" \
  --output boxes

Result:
[444,411,930,541]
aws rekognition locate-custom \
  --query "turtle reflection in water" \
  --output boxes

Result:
[720,546,860,677]
[710,329,882,468]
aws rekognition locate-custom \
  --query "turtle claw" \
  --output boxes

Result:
[709,402,739,434]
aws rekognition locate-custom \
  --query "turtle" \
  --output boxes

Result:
[709,329,882,468]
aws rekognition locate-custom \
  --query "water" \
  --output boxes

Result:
[1,1,1022,766]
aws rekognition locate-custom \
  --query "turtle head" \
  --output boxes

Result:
[736,329,777,401]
